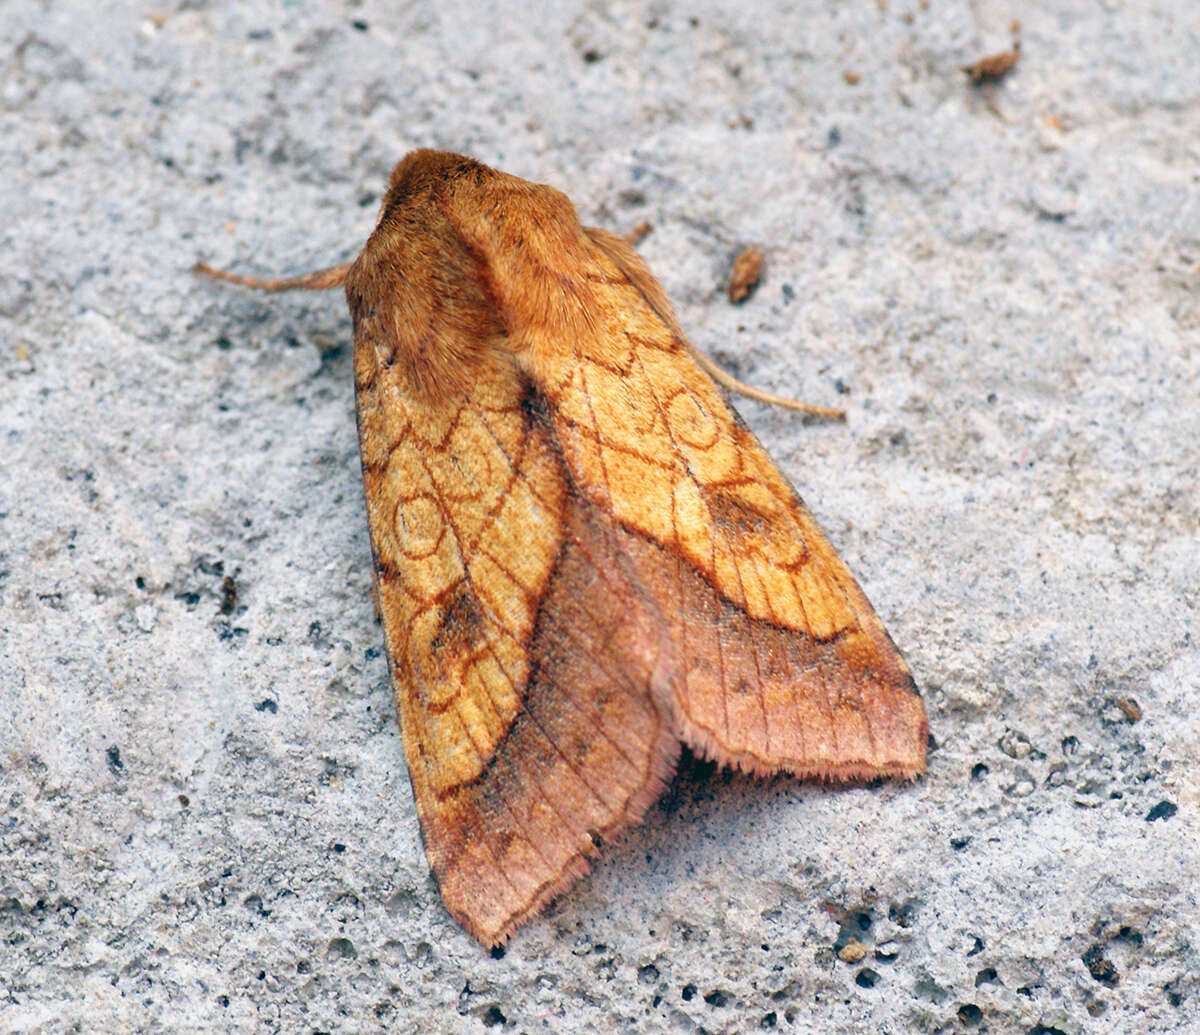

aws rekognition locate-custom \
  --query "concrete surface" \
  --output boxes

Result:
[1,1,1197,1032]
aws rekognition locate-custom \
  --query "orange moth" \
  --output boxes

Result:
[198,150,928,946]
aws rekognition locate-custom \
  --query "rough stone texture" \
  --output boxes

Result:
[2,2,1196,1033]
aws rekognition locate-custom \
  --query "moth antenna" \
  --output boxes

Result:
[193,261,350,292]
[607,224,844,421]
[683,340,847,421]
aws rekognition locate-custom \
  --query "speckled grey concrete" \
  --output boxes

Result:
[2,2,1197,1033]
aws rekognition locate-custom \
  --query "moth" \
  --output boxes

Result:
[198,150,928,946]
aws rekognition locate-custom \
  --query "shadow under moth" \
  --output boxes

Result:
[197,149,928,947]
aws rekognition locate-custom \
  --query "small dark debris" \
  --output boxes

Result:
[482,1005,506,1027]
[1164,976,1186,1007]
[727,247,764,304]
[967,936,985,957]
[243,894,270,918]
[950,836,971,850]
[350,19,368,31]
[217,623,248,643]
[760,1011,777,1028]
[582,48,603,63]
[332,843,345,853]
[827,126,841,147]
[958,1003,983,1026]
[1116,698,1142,721]
[888,900,920,928]
[106,746,123,771]
[489,944,505,960]
[962,45,1020,83]
[218,575,238,615]
[681,983,697,1001]
[217,995,230,1008]
[178,794,190,808]
[855,968,879,989]
[1082,944,1119,987]
[704,989,729,1007]
[254,698,277,714]
[1146,800,1177,822]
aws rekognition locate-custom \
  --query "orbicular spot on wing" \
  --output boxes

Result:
[664,387,721,451]
[394,492,446,560]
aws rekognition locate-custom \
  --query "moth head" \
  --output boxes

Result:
[345,150,602,404]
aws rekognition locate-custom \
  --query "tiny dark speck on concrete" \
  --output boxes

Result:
[1146,800,1177,822]
[855,968,879,988]
[1082,945,1119,987]
[957,1003,983,1025]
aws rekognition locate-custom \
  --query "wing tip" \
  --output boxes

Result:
[449,731,683,949]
